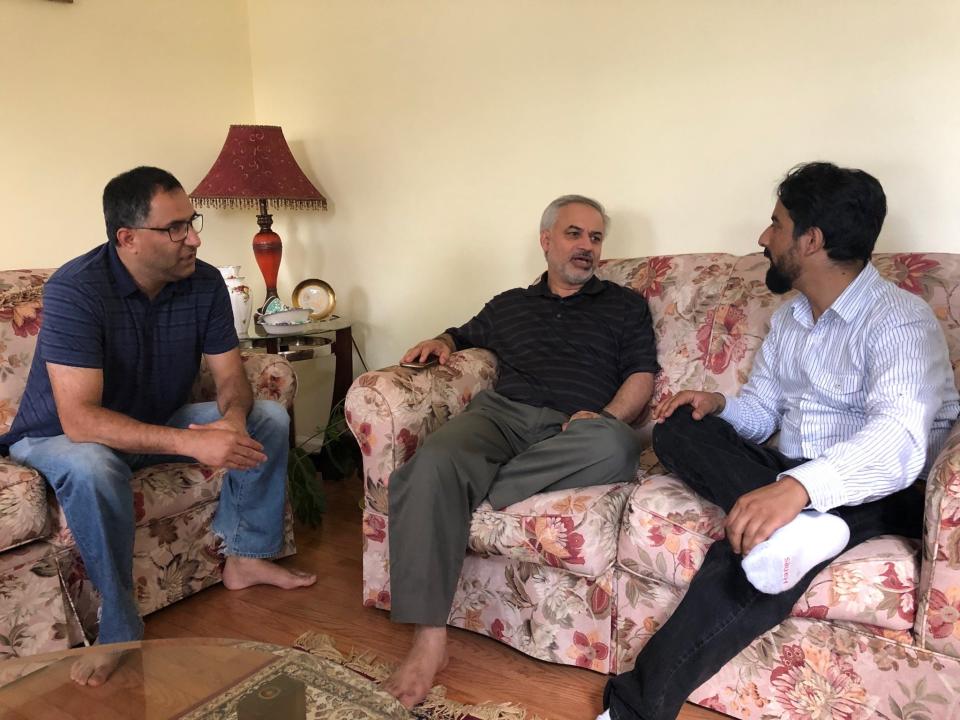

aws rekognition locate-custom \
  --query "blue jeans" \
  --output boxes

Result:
[9,400,290,645]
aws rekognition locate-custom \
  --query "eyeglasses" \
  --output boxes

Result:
[132,213,203,242]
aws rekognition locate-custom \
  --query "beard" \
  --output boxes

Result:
[557,252,595,286]
[764,250,796,295]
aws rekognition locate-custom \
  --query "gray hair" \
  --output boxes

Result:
[539,194,609,233]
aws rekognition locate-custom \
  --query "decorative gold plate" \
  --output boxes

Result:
[291,278,336,320]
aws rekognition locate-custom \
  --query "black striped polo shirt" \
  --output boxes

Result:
[446,273,659,416]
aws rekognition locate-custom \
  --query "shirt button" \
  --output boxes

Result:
[556,313,562,318]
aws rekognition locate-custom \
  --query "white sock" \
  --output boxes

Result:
[595,711,612,720]
[741,510,850,594]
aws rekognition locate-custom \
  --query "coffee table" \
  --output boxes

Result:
[0,638,408,719]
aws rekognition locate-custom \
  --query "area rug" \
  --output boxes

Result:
[293,631,544,720]
[174,633,542,720]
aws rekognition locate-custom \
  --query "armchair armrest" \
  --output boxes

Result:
[916,419,960,657]
[344,349,498,513]
[191,351,298,410]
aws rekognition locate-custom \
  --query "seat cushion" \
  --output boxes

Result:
[48,462,226,547]
[0,460,48,552]
[620,474,920,631]
[469,482,634,578]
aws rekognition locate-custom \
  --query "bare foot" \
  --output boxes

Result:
[383,626,449,709]
[70,647,127,687]
[221,556,317,590]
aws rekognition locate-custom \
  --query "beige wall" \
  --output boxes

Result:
[246,0,960,371]
[4,1,960,375]
[0,0,259,272]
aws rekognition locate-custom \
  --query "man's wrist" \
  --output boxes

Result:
[222,407,248,429]
[778,475,811,506]
[599,408,617,420]
[713,392,726,414]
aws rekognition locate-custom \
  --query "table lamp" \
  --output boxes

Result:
[191,125,327,313]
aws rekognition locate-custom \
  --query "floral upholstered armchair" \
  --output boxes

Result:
[347,252,960,719]
[0,269,298,660]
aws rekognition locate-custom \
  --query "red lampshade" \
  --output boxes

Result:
[190,125,327,210]
[191,125,327,317]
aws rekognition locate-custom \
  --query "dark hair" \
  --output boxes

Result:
[102,166,183,244]
[777,162,887,265]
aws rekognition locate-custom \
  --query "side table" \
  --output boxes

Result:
[240,316,353,445]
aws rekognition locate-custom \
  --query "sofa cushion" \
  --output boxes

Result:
[0,460,48,553]
[620,475,919,632]
[793,535,919,631]
[598,255,739,440]
[0,270,53,437]
[469,482,634,578]
[47,462,227,547]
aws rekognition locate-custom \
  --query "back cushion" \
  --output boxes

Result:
[600,252,960,440]
[0,270,53,436]
[598,254,739,439]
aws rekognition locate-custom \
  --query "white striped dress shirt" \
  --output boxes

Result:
[719,262,959,512]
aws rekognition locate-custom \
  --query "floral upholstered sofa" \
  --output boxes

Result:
[0,269,298,660]
[346,252,960,719]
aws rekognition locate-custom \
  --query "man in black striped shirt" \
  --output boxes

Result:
[384,195,660,708]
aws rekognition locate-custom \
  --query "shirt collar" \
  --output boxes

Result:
[828,262,880,322]
[790,262,880,326]
[107,241,139,298]
[525,272,605,298]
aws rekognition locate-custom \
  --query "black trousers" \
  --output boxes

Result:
[603,406,923,720]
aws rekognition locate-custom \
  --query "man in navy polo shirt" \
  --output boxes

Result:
[1,166,316,686]
[384,195,660,708]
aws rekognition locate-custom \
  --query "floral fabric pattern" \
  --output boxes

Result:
[345,348,498,515]
[0,271,53,436]
[0,460,47,553]
[0,541,83,659]
[469,483,632,577]
[348,252,960,718]
[449,553,616,672]
[192,352,298,409]
[0,268,300,658]
[690,617,958,720]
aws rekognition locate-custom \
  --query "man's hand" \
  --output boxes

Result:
[195,415,248,437]
[401,338,452,365]
[653,390,725,423]
[185,421,266,470]
[725,476,810,555]
[562,410,601,431]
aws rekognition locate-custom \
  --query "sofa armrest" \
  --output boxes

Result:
[344,348,498,514]
[916,419,960,657]
[190,351,298,410]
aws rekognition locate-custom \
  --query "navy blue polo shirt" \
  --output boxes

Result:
[446,273,659,416]
[1,242,237,448]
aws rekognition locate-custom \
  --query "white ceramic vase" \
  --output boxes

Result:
[218,265,253,339]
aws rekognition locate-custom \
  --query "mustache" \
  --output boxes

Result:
[572,251,594,261]
[763,249,771,260]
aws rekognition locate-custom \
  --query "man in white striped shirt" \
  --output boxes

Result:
[600,162,960,720]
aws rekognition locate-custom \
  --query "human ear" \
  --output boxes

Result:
[803,226,825,256]
[539,230,550,253]
[115,227,136,249]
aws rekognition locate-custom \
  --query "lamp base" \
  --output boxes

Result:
[252,202,283,314]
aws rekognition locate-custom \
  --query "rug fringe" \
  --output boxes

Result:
[293,631,547,720]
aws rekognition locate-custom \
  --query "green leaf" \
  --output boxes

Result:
[287,447,325,527]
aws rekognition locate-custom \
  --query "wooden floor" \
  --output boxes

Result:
[145,475,726,720]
